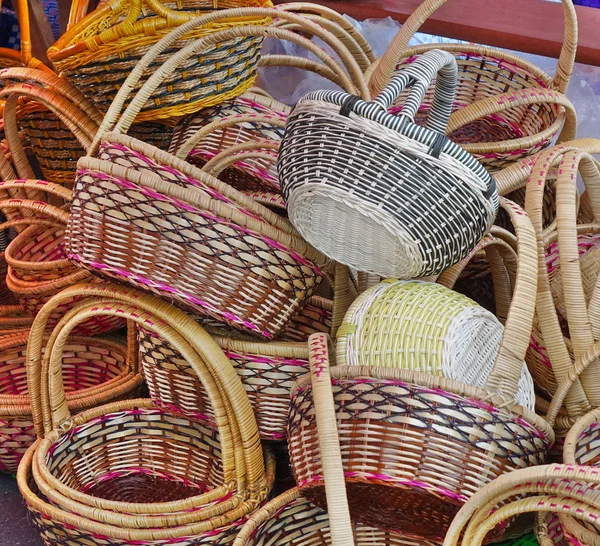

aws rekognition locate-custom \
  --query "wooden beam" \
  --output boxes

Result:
[275,0,600,67]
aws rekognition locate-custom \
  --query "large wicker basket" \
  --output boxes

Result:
[368,0,579,172]
[21,284,272,542]
[288,199,554,543]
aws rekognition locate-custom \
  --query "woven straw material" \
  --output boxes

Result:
[232,487,441,546]
[66,156,325,338]
[289,365,551,541]
[0,67,103,187]
[337,280,534,409]
[524,149,600,418]
[368,0,578,171]
[24,286,271,540]
[138,326,308,441]
[0,331,141,474]
[280,51,497,278]
[48,1,273,122]
[170,93,289,192]
[18,439,276,545]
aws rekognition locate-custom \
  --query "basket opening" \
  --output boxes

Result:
[0,340,128,396]
[46,409,224,504]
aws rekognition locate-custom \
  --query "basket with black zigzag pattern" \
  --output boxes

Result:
[279,49,498,279]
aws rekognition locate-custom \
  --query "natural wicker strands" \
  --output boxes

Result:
[337,280,535,409]
[138,327,309,440]
[66,158,325,338]
[0,331,141,474]
[279,50,497,278]
[368,0,578,171]
[232,488,441,546]
[170,93,289,192]
[48,0,273,122]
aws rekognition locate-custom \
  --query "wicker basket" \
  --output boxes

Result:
[0,67,103,187]
[137,265,355,441]
[368,0,578,172]
[22,284,272,540]
[288,198,554,542]
[336,279,535,409]
[279,49,498,278]
[0,180,122,335]
[0,330,141,474]
[47,0,274,122]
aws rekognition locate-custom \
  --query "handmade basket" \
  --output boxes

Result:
[0,67,103,187]
[368,0,579,172]
[0,180,122,335]
[288,198,554,542]
[279,49,498,278]
[47,0,274,121]
[336,279,535,409]
[0,330,141,474]
[22,284,272,540]
[137,265,355,441]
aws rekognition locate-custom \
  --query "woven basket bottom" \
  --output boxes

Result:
[301,482,506,543]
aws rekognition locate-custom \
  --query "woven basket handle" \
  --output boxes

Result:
[485,198,538,400]
[307,333,356,546]
[525,148,600,416]
[447,87,578,144]
[27,284,267,493]
[444,463,600,546]
[90,7,369,152]
[370,0,577,95]
[374,49,457,134]
[0,181,72,225]
[176,113,286,161]
[275,2,377,68]
[202,140,279,177]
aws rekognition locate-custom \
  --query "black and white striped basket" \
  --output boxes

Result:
[278,49,498,279]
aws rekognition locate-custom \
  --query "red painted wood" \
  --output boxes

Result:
[275,0,600,66]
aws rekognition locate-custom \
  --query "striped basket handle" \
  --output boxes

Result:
[373,48,457,134]
[0,180,72,223]
[275,2,377,69]
[494,139,600,197]
[26,284,267,494]
[90,7,370,152]
[307,332,356,546]
[484,198,539,401]
[526,149,600,415]
[369,0,577,95]
[447,87,578,145]
[444,462,600,546]
[176,113,286,161]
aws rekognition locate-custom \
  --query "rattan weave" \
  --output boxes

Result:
[279,49,497,278]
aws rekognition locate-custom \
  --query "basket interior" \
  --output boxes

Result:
[0,338,128,396]
[45,408,224,504]
[9,224,68,269]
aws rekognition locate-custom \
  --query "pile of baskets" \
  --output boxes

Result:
[0,0,599,544]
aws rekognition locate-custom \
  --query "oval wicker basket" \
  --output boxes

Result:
[23,284,271,540]
[288,198,554,542]
[47,0,274,122]
[279,49,497,278]
[368,0,579,172]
